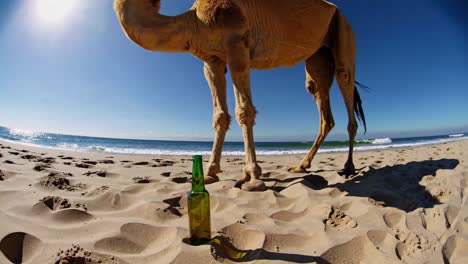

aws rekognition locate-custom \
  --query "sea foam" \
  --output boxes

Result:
[371,138,392,144]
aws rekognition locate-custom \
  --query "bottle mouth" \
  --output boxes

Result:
[192,155,202,160]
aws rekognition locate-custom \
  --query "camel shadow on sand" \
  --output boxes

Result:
[219,159,459,263]
[264,158,460,213]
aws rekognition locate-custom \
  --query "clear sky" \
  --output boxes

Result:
[0,0,467,141]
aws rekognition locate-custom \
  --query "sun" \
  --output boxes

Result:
[35,0,78,25]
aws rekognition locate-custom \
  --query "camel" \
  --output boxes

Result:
[114,0,366,191]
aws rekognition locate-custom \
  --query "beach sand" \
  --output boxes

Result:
[0,139,467,264]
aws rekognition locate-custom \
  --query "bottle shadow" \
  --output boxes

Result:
[210,235,328,263]
[264,158,459,212]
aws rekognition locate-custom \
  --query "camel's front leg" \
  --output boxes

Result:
[226,35,265,191]
[204,59,230,184]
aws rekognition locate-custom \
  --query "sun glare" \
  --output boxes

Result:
[35,0,78,25]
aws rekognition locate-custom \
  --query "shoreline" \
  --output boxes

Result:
[1,137,467,158]
[0,138,467,263]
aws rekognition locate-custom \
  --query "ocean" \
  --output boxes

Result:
[0,126,466,156]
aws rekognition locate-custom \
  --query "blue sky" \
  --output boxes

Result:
[0,0,467,141]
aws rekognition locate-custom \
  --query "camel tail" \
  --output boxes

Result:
[354,81,367,133]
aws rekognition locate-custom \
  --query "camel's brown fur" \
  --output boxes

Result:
[114,0,364,191]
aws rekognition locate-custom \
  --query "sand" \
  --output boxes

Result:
[0,139,467,264]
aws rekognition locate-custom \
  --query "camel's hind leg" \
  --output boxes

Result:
[333,10,358,176]
[290,47,335,173]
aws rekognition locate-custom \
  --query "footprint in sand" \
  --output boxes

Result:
[133,161,150,166]
[155,160,176,167]
[171,177,188,184]
[160,196,183,217]
[84,185,110,197]
[82,160,97,165]
[132,176,150,183]
[39,173,85,191]
[39,174,70,188]
[395,232,436,261]
[36,157,55,164]
[75,162,94,169]
[55,244,127,264]
[160,172,171,177]
[36,196,87,211]
[20,154,40,160]
[97,159,114,164]
[33,163,51,171]
[94,223,178,254]
[0,232,43,264]
[83,170,107,177]
[322,205,357,230]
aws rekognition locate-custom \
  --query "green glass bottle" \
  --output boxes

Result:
[188,155,211,245]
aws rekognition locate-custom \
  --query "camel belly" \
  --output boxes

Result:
[250,39,317,69]
[238,0,336,69]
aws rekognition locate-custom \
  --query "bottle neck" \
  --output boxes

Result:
[192,156,205,192]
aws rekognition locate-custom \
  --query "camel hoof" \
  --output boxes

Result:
[204,175,219,184]
[234,177,248,189]
[207,163,221,177]
[241,179,266,192]
[288,166,306,173]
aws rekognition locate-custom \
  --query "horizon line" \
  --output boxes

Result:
[0,124,466,143]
